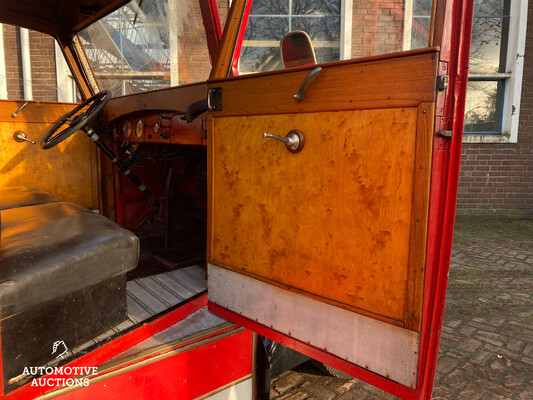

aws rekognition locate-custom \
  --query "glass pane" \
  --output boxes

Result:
[292,17,340,41]
[464,80,503,133]
[250,0,289,15]
[240,47,282,72]
[413,0,433,15]
[315,46,340,64]
[293,16,340,64]
[245,16,289,41]
[77,0,210,97]
[239,0,436,74]
[239,16,288,73]
[474,0,507,16]
[411,17,431,50]
[469,17,508,73]
[291,0,341,16]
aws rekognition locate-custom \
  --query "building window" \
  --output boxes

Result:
[463,0,528,143]
[239,0,343,73]
[237,0,434,75]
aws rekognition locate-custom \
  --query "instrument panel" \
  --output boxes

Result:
[115,111,206,146]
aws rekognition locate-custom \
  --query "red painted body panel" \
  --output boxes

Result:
[417,1,475,398]
[53,329,253,400]
[230,0,253,76]
[200,0,224,63]
[5,295,207,400]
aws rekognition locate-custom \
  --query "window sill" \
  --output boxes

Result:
[462,134,515,144]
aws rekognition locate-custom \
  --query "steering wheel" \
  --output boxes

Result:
[41,90,111,149]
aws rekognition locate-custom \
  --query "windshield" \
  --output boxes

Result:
[76,0,211,97]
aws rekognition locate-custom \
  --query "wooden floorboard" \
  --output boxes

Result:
[75,265,207,354]
[152,273,194,300]
[136,276,182,307]
[168,268,206,293]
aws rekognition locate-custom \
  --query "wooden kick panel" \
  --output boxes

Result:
[209,107,432,329]
[0,100,97,209]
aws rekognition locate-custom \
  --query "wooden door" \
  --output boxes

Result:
[0,100,99,209]
[207,49,438,388]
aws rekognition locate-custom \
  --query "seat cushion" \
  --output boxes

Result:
[0,201,139,317]
[0,186,59,211]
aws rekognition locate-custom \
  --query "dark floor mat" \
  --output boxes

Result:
[127,243,205,280]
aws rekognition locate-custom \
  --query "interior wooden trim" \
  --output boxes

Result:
[69,35,99,96]
[102,83,207,123]
[0,10,61,36]
[429,0,439,47]
[405,103,435,331]
[209,50,439,117]
[206,115,216,263]
[209,0,248,79]
[71,0,131,34]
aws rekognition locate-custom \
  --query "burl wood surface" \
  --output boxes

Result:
[208,50,438,331]
[0,100,98,209]
[210,106,432,329]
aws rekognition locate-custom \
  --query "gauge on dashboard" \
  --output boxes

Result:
[123,120,132,138]
[135,120,144,139]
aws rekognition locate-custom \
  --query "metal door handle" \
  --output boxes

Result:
[13,131,35,144]
[294,67,322,101]
[262,130,305,153]
[11,102,29,118]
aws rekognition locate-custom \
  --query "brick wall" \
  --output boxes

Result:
[217,0,229,29]
[177,0,214,84]
[3,25,24,99]
[351,0,404,58]
[456,6,533,220]
[2,25,57,102]
[28,30,57,101]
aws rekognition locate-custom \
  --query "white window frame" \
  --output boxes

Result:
[463,0,528,144]
[55,41,77,102]
[0,24,7,99]
[340,0,353,60]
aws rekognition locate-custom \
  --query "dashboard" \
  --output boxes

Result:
[114,111,206,146]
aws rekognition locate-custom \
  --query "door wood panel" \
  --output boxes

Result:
[0,100,98,209]
[209,105,433,330]
[208,49,438,332]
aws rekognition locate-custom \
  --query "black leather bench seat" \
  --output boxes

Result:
[0,186,59,211]
[0,201,139,317]
[0,189,139,389]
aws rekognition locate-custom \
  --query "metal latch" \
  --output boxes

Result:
[207,87,222,111]
[437,75,449,91]
[437,129,452,138]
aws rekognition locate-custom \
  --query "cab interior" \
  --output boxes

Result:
[0,0,440,394]
[0,0,218,391]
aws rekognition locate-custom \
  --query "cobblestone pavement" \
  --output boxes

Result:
[270,220,533,399]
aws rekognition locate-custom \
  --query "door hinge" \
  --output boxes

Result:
[437,129,453,138]
[437,75,449,91]
[207,87,222,111]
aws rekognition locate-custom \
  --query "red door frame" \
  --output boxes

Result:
[209,0,475,399]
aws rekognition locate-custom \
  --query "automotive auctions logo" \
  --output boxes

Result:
[25,366,98,387]
[23,341,98,387]
[52,340,68,359]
